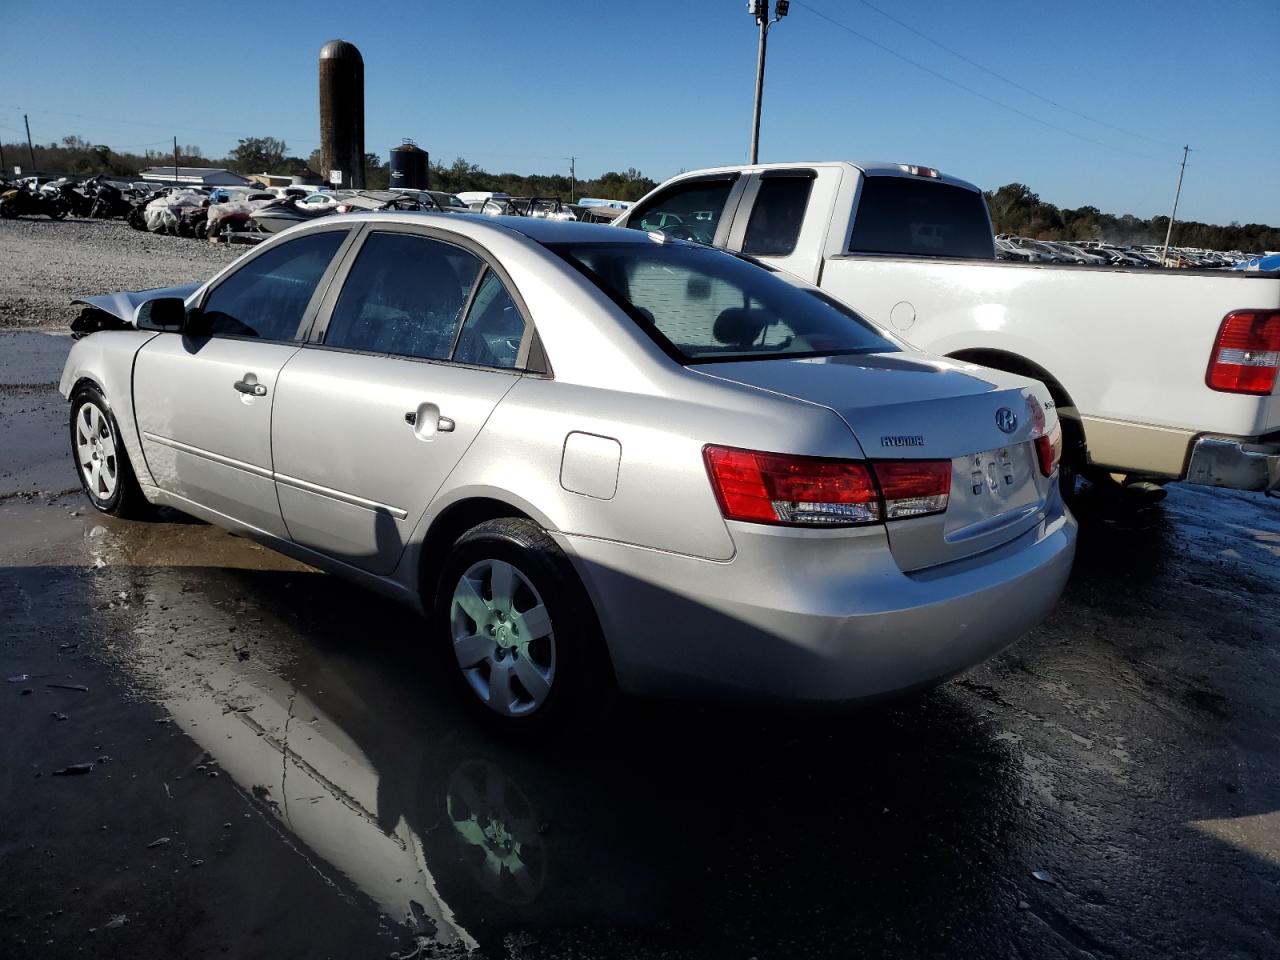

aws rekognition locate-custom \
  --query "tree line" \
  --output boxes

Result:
[985,182,1279,253]
[5,136,1273,250]
[2,135,658,204]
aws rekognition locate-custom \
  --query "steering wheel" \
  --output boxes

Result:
[660,224,705,243]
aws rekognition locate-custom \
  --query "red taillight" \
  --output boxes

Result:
[871,460,952,519]
[703,445,950,527]
[1035,423,1063,477]
[1206,310,1280,395]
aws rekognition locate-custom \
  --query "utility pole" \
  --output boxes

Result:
[568,156,576,202]
[1160,145,1190,266]
[24,114,36,174]
[174,136,180,185]
[748,0,789,164]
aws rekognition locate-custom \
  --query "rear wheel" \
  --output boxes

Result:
[436,518,612,726]
[69,385,149,518]
[0,199,17,219]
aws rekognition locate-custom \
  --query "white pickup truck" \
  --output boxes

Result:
[615,162,1280,495]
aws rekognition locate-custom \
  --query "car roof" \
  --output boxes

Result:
[319,210,653,246]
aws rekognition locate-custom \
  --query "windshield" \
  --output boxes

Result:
[553,241,899,363]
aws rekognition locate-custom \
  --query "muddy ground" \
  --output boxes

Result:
[1,224,1278,959]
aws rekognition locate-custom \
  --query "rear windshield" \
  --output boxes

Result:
[553,241,898,363]
[849,176,994,259]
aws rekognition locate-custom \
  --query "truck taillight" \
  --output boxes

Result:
[703,445,950,527]
[1035,423,1063,477]
[1206,310,1280,395]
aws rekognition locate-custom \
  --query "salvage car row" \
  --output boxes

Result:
[53,157,1280,729]
[0,173,621,242]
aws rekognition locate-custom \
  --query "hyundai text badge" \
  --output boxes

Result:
[995,407,1018,434]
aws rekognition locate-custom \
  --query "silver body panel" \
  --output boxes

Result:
[60,211,1077,703]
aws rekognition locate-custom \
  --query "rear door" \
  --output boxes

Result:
[271,226,533,575]
[132,227,353,537]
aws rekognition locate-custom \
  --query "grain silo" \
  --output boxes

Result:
[319,40,365,189]
[390,140,429,191]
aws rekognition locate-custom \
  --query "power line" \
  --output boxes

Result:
[790,1,1173,164]
[846,0,1181,149]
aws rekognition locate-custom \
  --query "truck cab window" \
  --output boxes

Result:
[626,177,736,246]
[742,176,813,257]
[848,176,994,259]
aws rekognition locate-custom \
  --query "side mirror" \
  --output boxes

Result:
[135,297,187,333]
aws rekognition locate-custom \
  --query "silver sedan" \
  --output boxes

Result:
[60,213,1076,723]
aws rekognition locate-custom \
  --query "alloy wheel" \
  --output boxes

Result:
[75,401,119,501]
[450,559,556,717]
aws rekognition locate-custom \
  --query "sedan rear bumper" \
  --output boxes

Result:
[560,492,1077,704]
[1185,433,1280,493]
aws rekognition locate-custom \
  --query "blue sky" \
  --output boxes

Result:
[4,0,1277,224]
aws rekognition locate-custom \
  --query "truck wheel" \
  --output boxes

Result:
[69,385,149,519]
[1057,419,1087,499]
[435,518,613,727]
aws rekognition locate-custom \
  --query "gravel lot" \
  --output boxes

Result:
[0,218,241,330]
[1,221,1278,959]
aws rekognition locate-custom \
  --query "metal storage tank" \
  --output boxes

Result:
[319,39,365,189]
[390,140,429,191]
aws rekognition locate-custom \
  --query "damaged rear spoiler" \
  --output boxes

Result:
[70,283,201,338]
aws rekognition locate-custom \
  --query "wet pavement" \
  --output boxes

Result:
[2,329,1279,959]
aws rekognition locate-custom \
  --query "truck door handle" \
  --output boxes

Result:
[233,375,267,397]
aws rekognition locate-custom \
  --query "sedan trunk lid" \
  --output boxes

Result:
[696,351,1058,570]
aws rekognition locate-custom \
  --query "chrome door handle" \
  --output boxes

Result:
[405,406,455,439]
[233,375,267,397]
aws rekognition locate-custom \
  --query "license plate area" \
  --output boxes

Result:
[944,443,1043,542]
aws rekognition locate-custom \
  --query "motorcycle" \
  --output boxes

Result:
[0,182,68,220]
[43,178,94,218]
[83,177,132,219]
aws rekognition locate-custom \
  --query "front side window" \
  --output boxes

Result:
[323,232,483,360]
[848,176,993,259]
[453,271,524,368]
[742,176,813,257]
[194,230,347,339]
[625,177,736,246]
[556,241,897,363]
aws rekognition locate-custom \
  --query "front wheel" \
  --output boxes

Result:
[435,518,613,726]
[69,385,149,518]
[0,199,17,219]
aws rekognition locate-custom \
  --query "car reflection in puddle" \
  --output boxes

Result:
[82,514,1023,958]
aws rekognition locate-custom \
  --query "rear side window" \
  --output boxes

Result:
[323,232,483,360]
[195,230,346,340]
[626,177,736,246]
[848,177,993,259]
[742,176,812,256]
[453,271,525,368]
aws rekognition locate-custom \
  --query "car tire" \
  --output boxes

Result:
[69,384,150,519]
[435,518,613,727]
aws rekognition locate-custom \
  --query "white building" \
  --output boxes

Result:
[139,166,253,187]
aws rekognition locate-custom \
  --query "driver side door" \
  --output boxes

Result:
[132,227,354,537]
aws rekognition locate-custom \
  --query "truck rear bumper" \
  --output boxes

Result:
[1185,434,1280,493]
